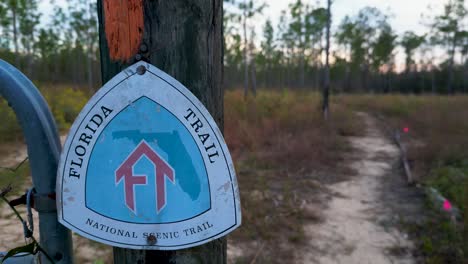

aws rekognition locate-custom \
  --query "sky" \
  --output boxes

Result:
[38,0,449,70]
[241,0,446,70]
[38,0,443,35]
[264,0,442,35]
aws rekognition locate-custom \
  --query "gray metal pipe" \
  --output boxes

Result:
[0,60,73,264]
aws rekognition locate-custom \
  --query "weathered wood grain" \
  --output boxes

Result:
[102,0,144,62]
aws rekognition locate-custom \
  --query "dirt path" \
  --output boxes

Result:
[302,112,422,264]
[1,114,424,264]
[0,135,112,263]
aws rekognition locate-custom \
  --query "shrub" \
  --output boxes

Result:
[43,87,88,130]
[0,99,21,142]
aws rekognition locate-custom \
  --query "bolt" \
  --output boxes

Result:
[135,54,142,61]
[140,43,148,53]
[147,234,157,245]
[136,65,146,75]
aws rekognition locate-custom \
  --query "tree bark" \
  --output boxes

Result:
[97,0,226,263]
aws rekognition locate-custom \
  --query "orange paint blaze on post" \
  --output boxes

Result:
[103,0,144,62]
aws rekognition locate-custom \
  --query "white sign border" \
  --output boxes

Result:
[56,61,241,250]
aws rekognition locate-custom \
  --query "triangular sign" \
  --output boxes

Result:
[57,61,241,250]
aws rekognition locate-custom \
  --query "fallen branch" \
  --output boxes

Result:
[374,113,413,185]
[372,113,461,224]
[394,131,414,185]
[425,187,461,223]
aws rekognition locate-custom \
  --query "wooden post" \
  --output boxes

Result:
[96,0,226,263]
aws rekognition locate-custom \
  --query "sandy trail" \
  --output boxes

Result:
[1,114,421,264]
[303,113,416,264]
[0,135,112,263]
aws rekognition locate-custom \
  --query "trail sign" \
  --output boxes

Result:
[57,61,241,250]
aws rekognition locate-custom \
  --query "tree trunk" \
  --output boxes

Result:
[242,10,249,98]
[86,46,94,92]
[420,67,426,93]
[299,48,305,88]
[362,65,369,93]
[87,28,95,91]
[464,63,468,94]
[322,0,331,120]
[345,60,351,93]
[97,0,226,263]
[286,56,291,89]
[314,62,320,90]
[25,31,34,77]
[12,7,20,68]
[387,71,392,93]
[73,46,81,89]
[279,61,284,90]
[447,36,457,94]
[464,180,468,264]
[250,57,257,96]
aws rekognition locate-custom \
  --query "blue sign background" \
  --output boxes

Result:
[86,96,210,223]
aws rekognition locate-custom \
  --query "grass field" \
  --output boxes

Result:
[224,90,359,262]
[226,92,468,263]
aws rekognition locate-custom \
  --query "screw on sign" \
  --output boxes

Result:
[147,234,157,246]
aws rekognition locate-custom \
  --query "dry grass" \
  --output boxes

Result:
[225,90,359,263]
[0,87,362,263]
[337,94,468,180]
[225,90,360,174]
